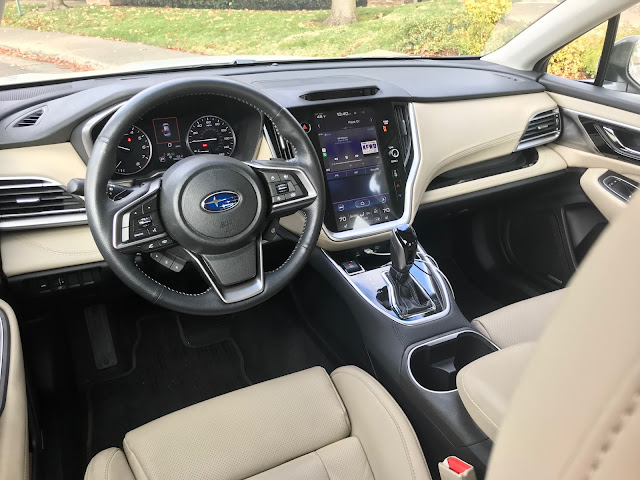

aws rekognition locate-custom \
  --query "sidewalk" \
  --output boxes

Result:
[0,27,200,69]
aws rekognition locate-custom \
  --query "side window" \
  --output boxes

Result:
[547,7,640,94]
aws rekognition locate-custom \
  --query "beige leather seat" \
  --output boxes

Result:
[85,365,431,480]
[471,289,563,348]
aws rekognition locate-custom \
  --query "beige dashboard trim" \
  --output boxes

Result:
[1,226,103,277]
[549,93,640,130]
[421,146,566,204]
[0,143,88,185]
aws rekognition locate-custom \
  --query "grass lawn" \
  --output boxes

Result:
[1,0,481,58]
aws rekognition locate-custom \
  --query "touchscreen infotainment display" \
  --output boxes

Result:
[315,107,398,232]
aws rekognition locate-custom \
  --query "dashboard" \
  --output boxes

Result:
[0,58,581,277]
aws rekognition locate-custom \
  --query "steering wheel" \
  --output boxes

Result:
[85,78,325,315]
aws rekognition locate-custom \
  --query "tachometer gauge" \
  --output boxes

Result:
[187,116,236,156]
[115,126,152,175]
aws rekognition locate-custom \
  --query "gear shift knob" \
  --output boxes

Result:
[390,224,418,278]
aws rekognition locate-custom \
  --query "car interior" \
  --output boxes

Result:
[0,0,639,479]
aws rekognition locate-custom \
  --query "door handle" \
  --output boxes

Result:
[597,125,640,160]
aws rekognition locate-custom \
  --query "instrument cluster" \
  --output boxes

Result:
[95,95,263,181]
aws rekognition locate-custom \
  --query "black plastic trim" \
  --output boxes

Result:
[597,170,639,203]
[0,308,10,416]
[594,15,621,87]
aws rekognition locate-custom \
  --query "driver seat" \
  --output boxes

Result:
[84,365,431,480]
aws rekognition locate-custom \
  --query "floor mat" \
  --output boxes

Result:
[86,314,250,458]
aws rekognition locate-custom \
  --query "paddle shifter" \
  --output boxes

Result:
[378,224,436,319]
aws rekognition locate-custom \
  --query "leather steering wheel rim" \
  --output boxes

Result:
[85,77,325,315]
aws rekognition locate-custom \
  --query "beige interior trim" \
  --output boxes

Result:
[0,143,88,185]
[457,343,534,441]
[421,146,566,204]
[580,168,628,222]
[550,143,640,179]
[1,226,103,277]
[0,299,29,480]
[255,136,273,161]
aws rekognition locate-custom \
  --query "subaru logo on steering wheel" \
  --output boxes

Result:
[201,191,241,212]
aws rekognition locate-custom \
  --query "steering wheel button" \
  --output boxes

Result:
[272,195,285,203]
[132,229,150,240]
[121,227,130,243]
[266,172,280,183]
[281,173,292,181]
[150,252,163,262]
[170,257,186,272]
[137,216,153,228]
[159,237,174,247]
[160,255,174,268]
[142,198,157,213]
[285,191,298,200]
[149,224,164,235]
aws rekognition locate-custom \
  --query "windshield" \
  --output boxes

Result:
[0,0,563,82]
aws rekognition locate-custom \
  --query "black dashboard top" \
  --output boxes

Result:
[0,58,545,151]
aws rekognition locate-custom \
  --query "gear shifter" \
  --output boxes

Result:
[378,224,435,318]
[390,224,419,281]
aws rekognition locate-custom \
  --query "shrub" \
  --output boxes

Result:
[126,0,367,9]
[548,24,607,80]
[464,0,511,25]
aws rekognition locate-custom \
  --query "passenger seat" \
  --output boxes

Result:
[471,290,563,348]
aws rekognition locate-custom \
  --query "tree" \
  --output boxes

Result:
[45,0,69,10]
[325,0,357,26]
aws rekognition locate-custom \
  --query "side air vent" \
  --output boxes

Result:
[0,177,87,230]
[393,103,413,166]
[516,108,561,151]
[264,119,295,160]
[12,107,46,128]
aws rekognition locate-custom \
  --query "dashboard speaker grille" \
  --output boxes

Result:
[264,119,295,160]
[516,108,561,151]
[0,178,86,229]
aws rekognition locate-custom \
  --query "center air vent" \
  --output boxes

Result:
[393,103,413,166]
[516,108,561,151]
[264,120,295,160]
[0,177,87,230]
[12,107,46,127]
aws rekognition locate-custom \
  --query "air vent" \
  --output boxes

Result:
[12,107,46,128]
[301,87,379,102]
[393,103,413,166]
[0,177,86,230]
[264,119,295,160]
[516,108,561,151]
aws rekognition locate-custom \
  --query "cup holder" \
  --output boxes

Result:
[408,330,497,392]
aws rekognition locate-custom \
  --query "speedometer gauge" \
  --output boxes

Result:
[187,116,236,156]
[115,126,152,176]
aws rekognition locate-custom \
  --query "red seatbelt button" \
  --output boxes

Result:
[447,457,472,474]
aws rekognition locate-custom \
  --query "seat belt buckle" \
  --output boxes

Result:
[438,456,477,480]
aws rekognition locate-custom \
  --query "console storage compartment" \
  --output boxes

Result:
[409,330,497,392]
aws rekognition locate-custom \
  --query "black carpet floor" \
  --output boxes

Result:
[86,315,251,456]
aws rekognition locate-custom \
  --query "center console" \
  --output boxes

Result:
[291,101,418,241]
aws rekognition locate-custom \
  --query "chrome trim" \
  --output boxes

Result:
[602,174,638,202]
[184,237,265,304]
[321,244,452,325]
[407,329,500,394]
[80,102,126,160]
[596,124,640,161]
[381,270,436,319]
[0,176,87,230]
[515,107,561,152]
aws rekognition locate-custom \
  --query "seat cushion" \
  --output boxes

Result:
[471,290,564,348]
[85,366,431,480]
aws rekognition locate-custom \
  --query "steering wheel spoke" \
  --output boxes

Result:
[249,160,317,218]
[185,237,265,304]
[111,178,175,253]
